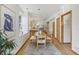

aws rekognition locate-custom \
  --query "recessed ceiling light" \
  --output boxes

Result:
[37,8,40,10]
[26,8,28,10]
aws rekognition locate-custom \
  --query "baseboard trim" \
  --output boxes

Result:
[63,42,71,44]
[71,50,79,55]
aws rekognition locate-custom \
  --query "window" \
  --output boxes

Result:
[19,15,29,36]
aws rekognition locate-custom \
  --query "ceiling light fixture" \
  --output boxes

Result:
[26,8,28,10]
[37,8,40,10]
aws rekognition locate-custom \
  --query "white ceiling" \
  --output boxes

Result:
[19,4,62,21]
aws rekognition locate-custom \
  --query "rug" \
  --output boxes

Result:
[23,43,61,55]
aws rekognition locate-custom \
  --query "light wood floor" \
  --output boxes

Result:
[52,35,78,55]
[16,38,30,55]
[16,34,78,55]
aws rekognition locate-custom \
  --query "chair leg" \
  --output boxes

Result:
[37,42,38,48]
[44,43,46,48]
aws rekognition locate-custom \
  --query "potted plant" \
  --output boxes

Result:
[0,31,16,55]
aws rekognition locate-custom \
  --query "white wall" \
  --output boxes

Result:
[72,5,79,54]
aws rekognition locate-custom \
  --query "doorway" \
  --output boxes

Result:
[52,22,55,36]
[61,11,72,48]
[56,17,60,42]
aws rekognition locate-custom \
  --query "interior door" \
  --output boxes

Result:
[61,11,72,45]
[63,13,72,43]
[53,22,55,36]
[56,17,60,42]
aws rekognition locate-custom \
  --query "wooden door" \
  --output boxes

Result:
[61,11,72,45]
[56,17,60,42]
[47,22,49,32]
[53,22,55,36]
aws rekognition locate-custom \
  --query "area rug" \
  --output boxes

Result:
[23,43,62,55]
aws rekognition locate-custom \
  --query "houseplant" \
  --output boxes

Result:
[0,31,16,55]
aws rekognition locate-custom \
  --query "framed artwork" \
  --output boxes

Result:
[4,13,13,31]
[0,5,15,38]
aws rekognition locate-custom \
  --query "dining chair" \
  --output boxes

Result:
[36,34,46,48]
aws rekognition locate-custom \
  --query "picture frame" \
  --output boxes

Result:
[0,5,16,38]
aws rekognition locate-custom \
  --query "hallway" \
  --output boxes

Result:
[0,4,79,55]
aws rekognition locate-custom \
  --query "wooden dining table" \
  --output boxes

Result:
[30,32,52,48]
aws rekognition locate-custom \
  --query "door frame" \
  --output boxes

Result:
[61,10,72,46]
